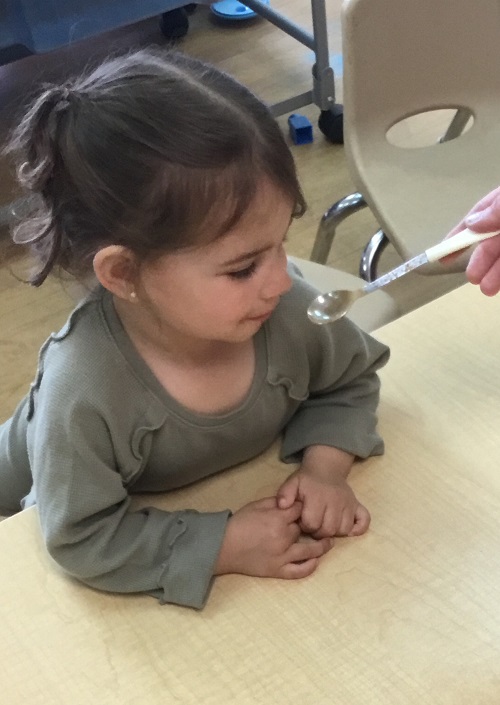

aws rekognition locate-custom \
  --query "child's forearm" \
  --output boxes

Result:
[300,445,355,480]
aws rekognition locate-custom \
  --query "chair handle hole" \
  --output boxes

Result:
[386,108,474,149]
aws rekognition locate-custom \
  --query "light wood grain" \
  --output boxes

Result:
[2,283,500,703]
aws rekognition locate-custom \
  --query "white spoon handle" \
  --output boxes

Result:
[425,228,500,263]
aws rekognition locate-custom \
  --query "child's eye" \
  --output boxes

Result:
[227,262,257,280]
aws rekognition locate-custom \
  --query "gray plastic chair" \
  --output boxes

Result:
[311,0,500,280]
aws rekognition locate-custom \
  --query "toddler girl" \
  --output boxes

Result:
[0,49,389,608]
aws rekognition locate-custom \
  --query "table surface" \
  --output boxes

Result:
[3,283,500,705]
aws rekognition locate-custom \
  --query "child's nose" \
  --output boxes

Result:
[262,260,292,300]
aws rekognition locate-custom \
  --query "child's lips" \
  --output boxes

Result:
[247,309,274,322]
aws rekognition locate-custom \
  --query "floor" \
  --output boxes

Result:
[0,0,466,425]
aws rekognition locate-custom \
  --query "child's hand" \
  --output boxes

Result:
[277,470,370,539]
[276,445,371,540]
[214,497,333,579]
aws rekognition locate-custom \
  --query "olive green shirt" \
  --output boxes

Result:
[0,267,389,608]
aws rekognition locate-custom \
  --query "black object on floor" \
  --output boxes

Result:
[159,7,190,39]
[318,105,344,144]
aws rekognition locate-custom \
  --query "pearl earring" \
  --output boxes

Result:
[130,291,137,301]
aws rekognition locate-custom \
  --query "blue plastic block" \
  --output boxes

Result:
[288,113,314,145]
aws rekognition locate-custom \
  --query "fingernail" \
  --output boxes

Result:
[465,212,484,226]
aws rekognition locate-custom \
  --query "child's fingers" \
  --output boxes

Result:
[276,473,300,509]
[289,536,333,562]
[280,557,320,579]
[299,499,327,535]
[253,496,279,510]
[337,507,356,536]
[300,499,335,538]
[281,537,333,578]
[280,500,304,524]
[313,506,354,538]
[348,504,371,536]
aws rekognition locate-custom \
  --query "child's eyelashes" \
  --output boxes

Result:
[227,262,257,280]
[225,238,287,280]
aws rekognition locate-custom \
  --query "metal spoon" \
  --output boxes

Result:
[307,228,500,325]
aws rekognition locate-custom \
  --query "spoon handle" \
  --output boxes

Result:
[361,228,500,295]
[425,228,500,263]
[362,252,429,293]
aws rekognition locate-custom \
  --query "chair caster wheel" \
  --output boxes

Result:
[159,8,190,40]
[318,105,344,144]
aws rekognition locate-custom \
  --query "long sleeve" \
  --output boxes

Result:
[28,391,230,608]
[12,292,233,609]
[280,314,389,462]
[265,265,390,464]
[4,272,388,608]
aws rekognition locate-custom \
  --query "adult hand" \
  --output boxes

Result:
[448,187,500,295]
[214,497,333,579]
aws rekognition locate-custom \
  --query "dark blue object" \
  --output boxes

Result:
[0,0,189,66]
[288,113,314,145]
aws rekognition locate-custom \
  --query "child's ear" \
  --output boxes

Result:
[93,246,138,301]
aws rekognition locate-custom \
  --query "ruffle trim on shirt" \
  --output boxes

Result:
[265,372,309,401]
[127,414,168,486]
[111,397,169,486]
[26,297,99,421]
[263,271,316,402]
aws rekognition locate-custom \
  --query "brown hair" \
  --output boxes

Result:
[4,48,306,286]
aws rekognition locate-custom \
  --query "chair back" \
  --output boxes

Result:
[342,0,500,262]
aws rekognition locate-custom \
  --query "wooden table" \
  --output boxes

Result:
[3,283,500,704]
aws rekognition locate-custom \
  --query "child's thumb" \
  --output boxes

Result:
[277,475,300,509]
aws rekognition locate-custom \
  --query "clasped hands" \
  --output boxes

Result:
[214,445,370,580]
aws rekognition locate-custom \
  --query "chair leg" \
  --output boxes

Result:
[359,229,389,282]
[310,192,367,264]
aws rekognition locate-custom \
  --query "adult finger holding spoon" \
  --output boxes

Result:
[446,186,500,296]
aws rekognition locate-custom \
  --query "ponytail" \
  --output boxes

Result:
[4,49,306,287]
[6,85,75,285]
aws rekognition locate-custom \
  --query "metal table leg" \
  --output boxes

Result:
[242,0,343,141]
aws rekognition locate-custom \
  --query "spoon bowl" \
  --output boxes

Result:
[307,289,364,325]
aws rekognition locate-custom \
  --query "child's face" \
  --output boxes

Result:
[136,182,294,345]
